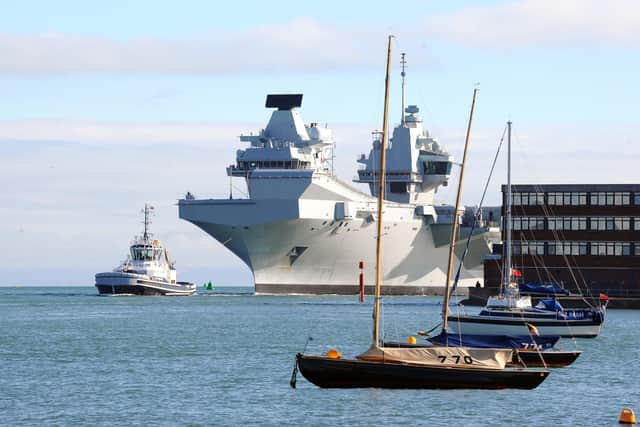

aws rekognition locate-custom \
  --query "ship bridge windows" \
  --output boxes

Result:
[236,160,310,170]
[131,245,162,261]
[422,160,452,175]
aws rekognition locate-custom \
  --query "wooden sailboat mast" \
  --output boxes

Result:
[442,88,478,332]
[372,35,393,347]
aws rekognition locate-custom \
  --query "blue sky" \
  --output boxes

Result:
[1,0,639,285]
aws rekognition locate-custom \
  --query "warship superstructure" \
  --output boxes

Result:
[178,89,497,294]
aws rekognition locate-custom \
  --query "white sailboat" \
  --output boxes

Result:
[446,122,606,337]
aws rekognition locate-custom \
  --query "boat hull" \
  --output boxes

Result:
[511,350,582,368]
[446,315,603,338]
[95,273,196,296]
[295,354,549,389]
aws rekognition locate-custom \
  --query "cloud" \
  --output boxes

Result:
[425,0,640,48]
[0,18,385,75]
[0,119,249,145]
[2,2,640,77]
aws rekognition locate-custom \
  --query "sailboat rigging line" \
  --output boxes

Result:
[418,321,442,337]
[372,35,394,347]
[532,185,595,308]
[449,123,509,296]
[442,87,478,332]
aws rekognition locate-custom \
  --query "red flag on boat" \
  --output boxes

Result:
[526,322,540,336]
[511,268,522,278]
[599,293,609,301]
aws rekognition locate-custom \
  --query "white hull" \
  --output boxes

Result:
[446,315,604,338]
[95,272,196,296]
[179,188,496,295]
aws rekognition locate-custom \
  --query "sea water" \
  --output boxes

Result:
[0,286,638,426]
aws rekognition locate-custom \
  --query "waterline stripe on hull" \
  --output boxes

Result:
[256,283,469,296]
[446,317,602,338]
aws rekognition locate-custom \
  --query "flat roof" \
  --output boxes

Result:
[501,184,640,192]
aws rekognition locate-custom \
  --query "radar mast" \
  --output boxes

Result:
[142,204,154,241]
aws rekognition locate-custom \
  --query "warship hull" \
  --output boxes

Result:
[179,194,496,295]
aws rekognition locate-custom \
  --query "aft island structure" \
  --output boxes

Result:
[178,91,498,295]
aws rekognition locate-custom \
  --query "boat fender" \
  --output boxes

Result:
[407,336,417,345]
[290,354,300,389]
[619,408,636,424]
[326,349,342,359]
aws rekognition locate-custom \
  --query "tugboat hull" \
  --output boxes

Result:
[95,273,196,296]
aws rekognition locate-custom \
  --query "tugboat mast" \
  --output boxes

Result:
[143,204,154,241]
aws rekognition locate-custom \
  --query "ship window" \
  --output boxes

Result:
[422,161,451,175]
[390,182,407,193]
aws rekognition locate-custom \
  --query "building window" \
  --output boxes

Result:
[590,241,631,256]
[548,217,586,230]
[634,194,640,205]
[511,192,544,206]
[548,241,587,256]
[512,217,545,230]
[547,192,586,205]
[571,192,587,205]
[547,192,562,205]
[590,192,630,206]
[513,241,545,255]
[590,217,630,231]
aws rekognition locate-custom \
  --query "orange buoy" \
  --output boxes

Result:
[326,348,342,359]
[620,408,636,424]
[407,336,417,345]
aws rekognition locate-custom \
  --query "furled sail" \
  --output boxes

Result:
[356,344,512,370]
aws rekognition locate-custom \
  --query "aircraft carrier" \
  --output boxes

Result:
[178,90,498,295]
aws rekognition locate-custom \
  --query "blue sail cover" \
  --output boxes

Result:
[428,332,559,350]
[519,282,569,295]
[537,298,564,312]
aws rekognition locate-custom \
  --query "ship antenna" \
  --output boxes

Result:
[142,204,154,241]
[400,52,406,126]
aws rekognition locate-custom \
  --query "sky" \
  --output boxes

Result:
[1,0,639,285]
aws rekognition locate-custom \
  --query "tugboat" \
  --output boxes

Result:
[95,204,196,296]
